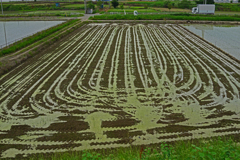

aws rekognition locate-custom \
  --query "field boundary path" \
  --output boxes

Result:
[80,13,101,21]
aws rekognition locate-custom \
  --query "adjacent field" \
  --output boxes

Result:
[0,23,240,158]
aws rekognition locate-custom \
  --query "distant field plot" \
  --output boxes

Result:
[155,7,191,12]
[64,4,85,8]
[0,23,240,158]
[3,10,85,15]
[107,9,158,13]
[27,10,85,14]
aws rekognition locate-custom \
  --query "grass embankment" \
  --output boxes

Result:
[0,19,78,57]
[28,137,240,160]
[0,12,83,17]
[2,2,85,11]
[90,14,240,21]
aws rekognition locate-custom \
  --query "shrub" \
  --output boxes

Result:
[111,0,119,9]
[120,4,124,10]
[87,1,95,10]
[178,0,190,9]
[168,3,172,11]
[97,1,103,9]
[144,4,149,9]
[163,0,171,8]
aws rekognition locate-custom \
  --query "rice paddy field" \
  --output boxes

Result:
[0,23,240,159]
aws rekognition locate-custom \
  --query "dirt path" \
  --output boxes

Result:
[79,13,101,21]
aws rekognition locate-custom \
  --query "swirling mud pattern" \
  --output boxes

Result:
[0,23,240,158]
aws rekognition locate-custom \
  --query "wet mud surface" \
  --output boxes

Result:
[0,23,240,158]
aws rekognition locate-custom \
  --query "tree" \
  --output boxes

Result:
[163,0,171,8]
[208,0,215,4]
[168,3,172,11]
[196,0,215,4]
[111,0,119,9]
[120,3,124,10]
[87,1,95,10]
[144,4,148,9]
[97,1,103,9]
[178,0,190,9]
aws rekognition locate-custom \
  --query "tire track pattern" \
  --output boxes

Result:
[0,23,240,158]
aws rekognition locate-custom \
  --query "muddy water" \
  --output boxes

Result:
[182,24,240,60]
[0,23,240,158]
[0,21,64,47]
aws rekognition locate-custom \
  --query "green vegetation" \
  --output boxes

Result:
[28,136,240,160]
[2,1,240,15]
[90,13,240,21]
[97,1,104,9]
[168,3,172,11]
[196,0,215,4]
[87,1,95,10]
[111,0,119,9]
[178,0,191,9]
[0,19,79,57]
[126,1,165,7]
[126,1,195,9]
[2,3,85,11]
[107,9,158,13]
[120,3,124,10]
[64,4,85,9]
[0,11,83,17]
[144,4,149,9]
[216,3,240,12]
[129,6,145,9]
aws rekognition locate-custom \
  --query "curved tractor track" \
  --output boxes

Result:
[0,23,240,158]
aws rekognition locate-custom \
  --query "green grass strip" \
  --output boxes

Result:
[0,13,83,17]
[90,14,240,21]
[28,136,240,160]
[0,19,79,57]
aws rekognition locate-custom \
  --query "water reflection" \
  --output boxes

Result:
[0,21,64,48]
[182,24,240,60]
[193,25,213,39]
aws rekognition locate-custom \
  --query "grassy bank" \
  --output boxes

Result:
[28,136,240,160]
[0,13,83,17]
[2,3,85,11]
[0,19,79,57]
[90,14,240,21]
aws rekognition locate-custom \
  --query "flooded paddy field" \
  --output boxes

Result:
[0,21,64,48]
[0,23,240,158]
[182,24,240,60]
